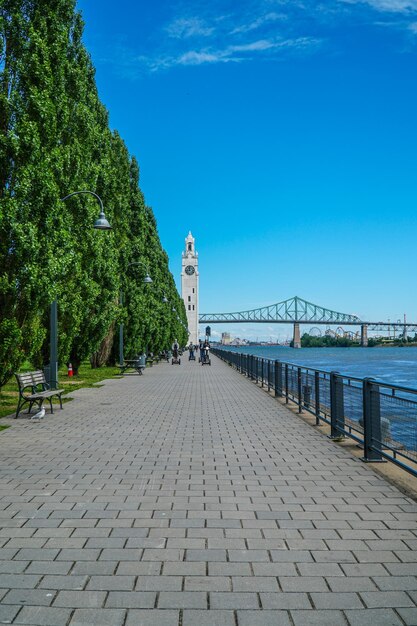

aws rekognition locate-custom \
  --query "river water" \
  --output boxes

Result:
[221,345,417,390]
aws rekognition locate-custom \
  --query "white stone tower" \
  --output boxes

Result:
[181,232,199,345]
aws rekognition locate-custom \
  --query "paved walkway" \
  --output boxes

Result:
[0,356,416,626]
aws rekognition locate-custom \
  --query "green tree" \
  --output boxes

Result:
[0,0,185,383]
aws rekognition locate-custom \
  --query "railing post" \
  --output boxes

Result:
[260,359,264,387]
[250,355,254,380]
[329,371,345,438]
[297,367,303,413]
[362,378,385,463]
[285,364,289,404]
[267,360,271,392]
[275,360,282,397]
[315,371,321,426]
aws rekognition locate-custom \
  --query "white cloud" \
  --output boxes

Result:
[103,0,417,78]
[166,17,215,39]
[231,12,287,34]
[341,0,417,12]
[148,36,319,70]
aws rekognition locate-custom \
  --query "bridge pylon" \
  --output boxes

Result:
[293,323,301,349]
[361,324,368,347]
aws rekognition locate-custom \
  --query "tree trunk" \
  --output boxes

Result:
[90,324,115,368]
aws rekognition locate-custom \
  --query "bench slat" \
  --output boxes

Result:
[28,389,64,400]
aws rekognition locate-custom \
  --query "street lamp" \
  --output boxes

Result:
[49,191,111,387]
[119,261,153,365]
[61,191,112,231]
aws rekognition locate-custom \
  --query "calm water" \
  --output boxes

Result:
[222,345,417,390]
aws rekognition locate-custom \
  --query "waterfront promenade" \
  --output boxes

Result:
[0,357,416,626]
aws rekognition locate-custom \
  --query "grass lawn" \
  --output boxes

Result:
[0,363,121,420]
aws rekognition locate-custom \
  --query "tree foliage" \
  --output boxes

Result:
[300,333,359,348]
[0,0,187,385]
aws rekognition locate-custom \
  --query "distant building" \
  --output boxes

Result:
[221,332,231,345]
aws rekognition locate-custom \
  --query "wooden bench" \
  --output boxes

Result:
[15,371,64,419]
[118,359,145,375]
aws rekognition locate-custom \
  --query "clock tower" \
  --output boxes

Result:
[181,231,199,345]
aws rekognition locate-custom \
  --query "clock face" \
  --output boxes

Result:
[185,265,195,276]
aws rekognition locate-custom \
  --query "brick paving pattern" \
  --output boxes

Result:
[0,355,416,625]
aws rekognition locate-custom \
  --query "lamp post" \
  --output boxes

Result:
[119,261,153,365]
[49,191,111,387]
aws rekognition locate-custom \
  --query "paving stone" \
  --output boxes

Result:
[14,548,59,561]
[260,592,312,609]
[326,576,378,592]
[310,591,363,609]
[279,576,327,592]
[232,576,279,592]
[0,605,21,624]
[186,549,227,562]
[372,576,417,590]
[210,591,259,609]
[53,590,106,608]
[183,610,235,626]
[105,591,156,608]
[71,561,117,576]
[0,574,41,589]
[13,605,72,625]
[396,607,417,626]
[163,561,205,576]
[236,610,292,626]
[252,563,297,577]
[125,610,180,626]
[344,608,403,626]
[69,608,126,626]
[87,575,135,591]
[185,576,231,591]
[158,591,207,609]
[136,575,182,591]
[290,609,348,625]
[360,590,415,608]
[39,575,89,590]
[0,560,29,573]
[3,588,56,606]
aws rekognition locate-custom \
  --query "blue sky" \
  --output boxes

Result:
[76,0,417,340]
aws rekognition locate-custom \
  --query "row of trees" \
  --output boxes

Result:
[0,0,187,385]
[299,333,359,348]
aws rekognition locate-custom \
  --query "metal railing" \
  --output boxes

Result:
[212,348,417,477]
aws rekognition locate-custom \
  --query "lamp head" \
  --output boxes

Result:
[162,295,168,303]
[143,274,153,284]
[93,211,112,230]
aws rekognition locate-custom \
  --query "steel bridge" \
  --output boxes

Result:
[199,296,416,348]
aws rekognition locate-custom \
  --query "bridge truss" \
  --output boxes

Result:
[199,296,363,325]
